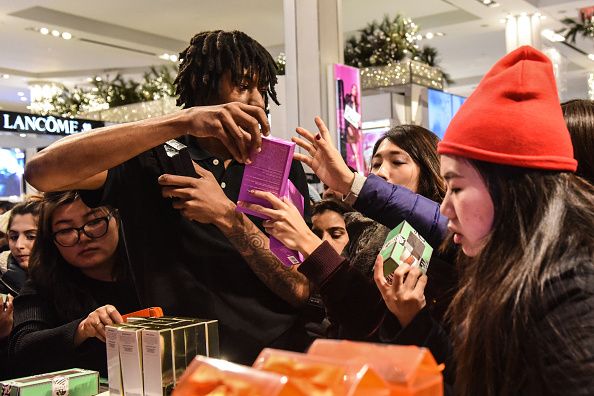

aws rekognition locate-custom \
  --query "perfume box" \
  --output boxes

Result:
[236,135,295,219]
[141,324,175,396]
[0,369,99,396]
[380,220,433,280]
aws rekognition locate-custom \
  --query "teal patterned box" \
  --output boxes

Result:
[1,368,99,396]
[380,220,433,279]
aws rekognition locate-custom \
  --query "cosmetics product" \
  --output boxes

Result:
[236,136,295,219]
[380,221,433,280]
[0,369,99,396]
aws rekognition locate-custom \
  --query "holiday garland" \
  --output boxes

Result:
[45,66,176,117]
[345,14,452,84]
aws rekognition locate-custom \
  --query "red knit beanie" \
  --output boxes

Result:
[438,46,577,171]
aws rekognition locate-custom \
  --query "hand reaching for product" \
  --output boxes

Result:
[373,255,427,328]
[0,294,14,340]
[293,117,356,196]
[238,190,322,258]
[75,304,123,345]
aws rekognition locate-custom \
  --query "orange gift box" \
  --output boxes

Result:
[307,340,444,396]
[253,348,389,396]
[172,356,294,396]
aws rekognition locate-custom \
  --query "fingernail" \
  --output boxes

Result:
[257,147,262,153]
[315,134,321,140]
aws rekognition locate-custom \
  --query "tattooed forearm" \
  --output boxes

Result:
[220,209,310,307]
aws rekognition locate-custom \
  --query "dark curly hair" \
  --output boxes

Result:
[175,30,279,109]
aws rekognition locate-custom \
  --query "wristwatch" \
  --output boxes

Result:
[342,172,366,206]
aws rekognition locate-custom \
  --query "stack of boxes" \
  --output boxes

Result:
[106,317,218,396]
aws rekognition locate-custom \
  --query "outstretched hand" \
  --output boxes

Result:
[293,117,355,196]
[373,255,427,328]
[238,190,322,258]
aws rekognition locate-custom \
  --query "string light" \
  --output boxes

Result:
[360,60,444,90]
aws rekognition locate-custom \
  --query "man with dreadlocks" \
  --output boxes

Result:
[25,30,313,364]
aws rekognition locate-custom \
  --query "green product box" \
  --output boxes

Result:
[0,369,99,396]
[380,220,433,279]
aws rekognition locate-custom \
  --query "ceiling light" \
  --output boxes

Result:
[435,32,445,37]
[169,54,178,62]
[425,32,434,39]
[159,53,170,60]
[588,54,594,61]
[477,0,499,7]
[2,74,8,79]
[95,76,102,82]
[51,30,60,37]
[541,29,565,42]
[20,97,28,102]
[61,32,72,40]
[19,134,27,137]
[17,92,24,96]
[39,27,49,35]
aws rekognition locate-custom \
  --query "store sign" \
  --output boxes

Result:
[0,110,104,135]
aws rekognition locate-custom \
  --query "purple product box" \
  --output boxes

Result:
[236,135,296,219]
[269,180,304,267]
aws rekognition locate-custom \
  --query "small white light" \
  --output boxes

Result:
[159,53,170,60]
[95,76,102,82]
[20,97,28,102]
[436,32,445,37]
[19,133,27,138]
[87,77,93,82]
[17,91,24,96]
[61,32,72,40]
[2,74,9,79]
[416,34,423,40]
[482,0,492,4]
[169,54,178,62]
[588,54,594,61]
[40,27,49,35]
[51,30,60,37]
[490,3,500,7]
[425,32,434,39]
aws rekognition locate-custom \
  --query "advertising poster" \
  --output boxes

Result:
[334,64,366,173]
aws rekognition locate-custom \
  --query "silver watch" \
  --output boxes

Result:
[342,172,366,206]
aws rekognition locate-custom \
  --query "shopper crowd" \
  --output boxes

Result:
[0,30,592,396]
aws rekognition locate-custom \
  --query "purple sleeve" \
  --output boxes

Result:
[354,174,448,246]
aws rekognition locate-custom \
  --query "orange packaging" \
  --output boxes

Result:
[172,356,296,396]
[307,340,444,396]
[253,348,389,396]
[122,307,164,322]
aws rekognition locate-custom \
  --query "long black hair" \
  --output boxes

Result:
[446,161,594,395]
[175,30,279,109]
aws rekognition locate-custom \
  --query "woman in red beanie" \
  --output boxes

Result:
[436,46,594,395]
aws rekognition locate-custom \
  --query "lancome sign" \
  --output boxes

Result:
[1,110,105,135]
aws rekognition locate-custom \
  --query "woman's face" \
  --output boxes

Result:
[439,155,495,257]
[370,139,420,192]
[51,199,119,274]
[7,214,38,270]
[312,210,349,254]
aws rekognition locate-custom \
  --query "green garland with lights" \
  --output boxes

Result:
[45,65,177,117]
[345,14,452,84]
[561,14,594,43]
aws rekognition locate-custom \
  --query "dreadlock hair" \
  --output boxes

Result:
[175,30,279,109]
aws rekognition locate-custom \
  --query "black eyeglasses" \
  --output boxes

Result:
[52,213,114,247]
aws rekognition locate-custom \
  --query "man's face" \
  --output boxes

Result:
[214,71,266,110]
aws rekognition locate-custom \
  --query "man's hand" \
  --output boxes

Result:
[238,190,322,258]
[186,102,270,164]
[159,163,235,225]
[75,304,123,345]
[0,295,14,340]
[373,255,427,328]
[293,117,355,196]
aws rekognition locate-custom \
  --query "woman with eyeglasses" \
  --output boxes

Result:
[8,191,139,377]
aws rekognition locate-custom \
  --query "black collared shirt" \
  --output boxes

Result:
[80,137,311,364]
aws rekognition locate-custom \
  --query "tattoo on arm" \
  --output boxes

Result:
[223,211,310,307]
